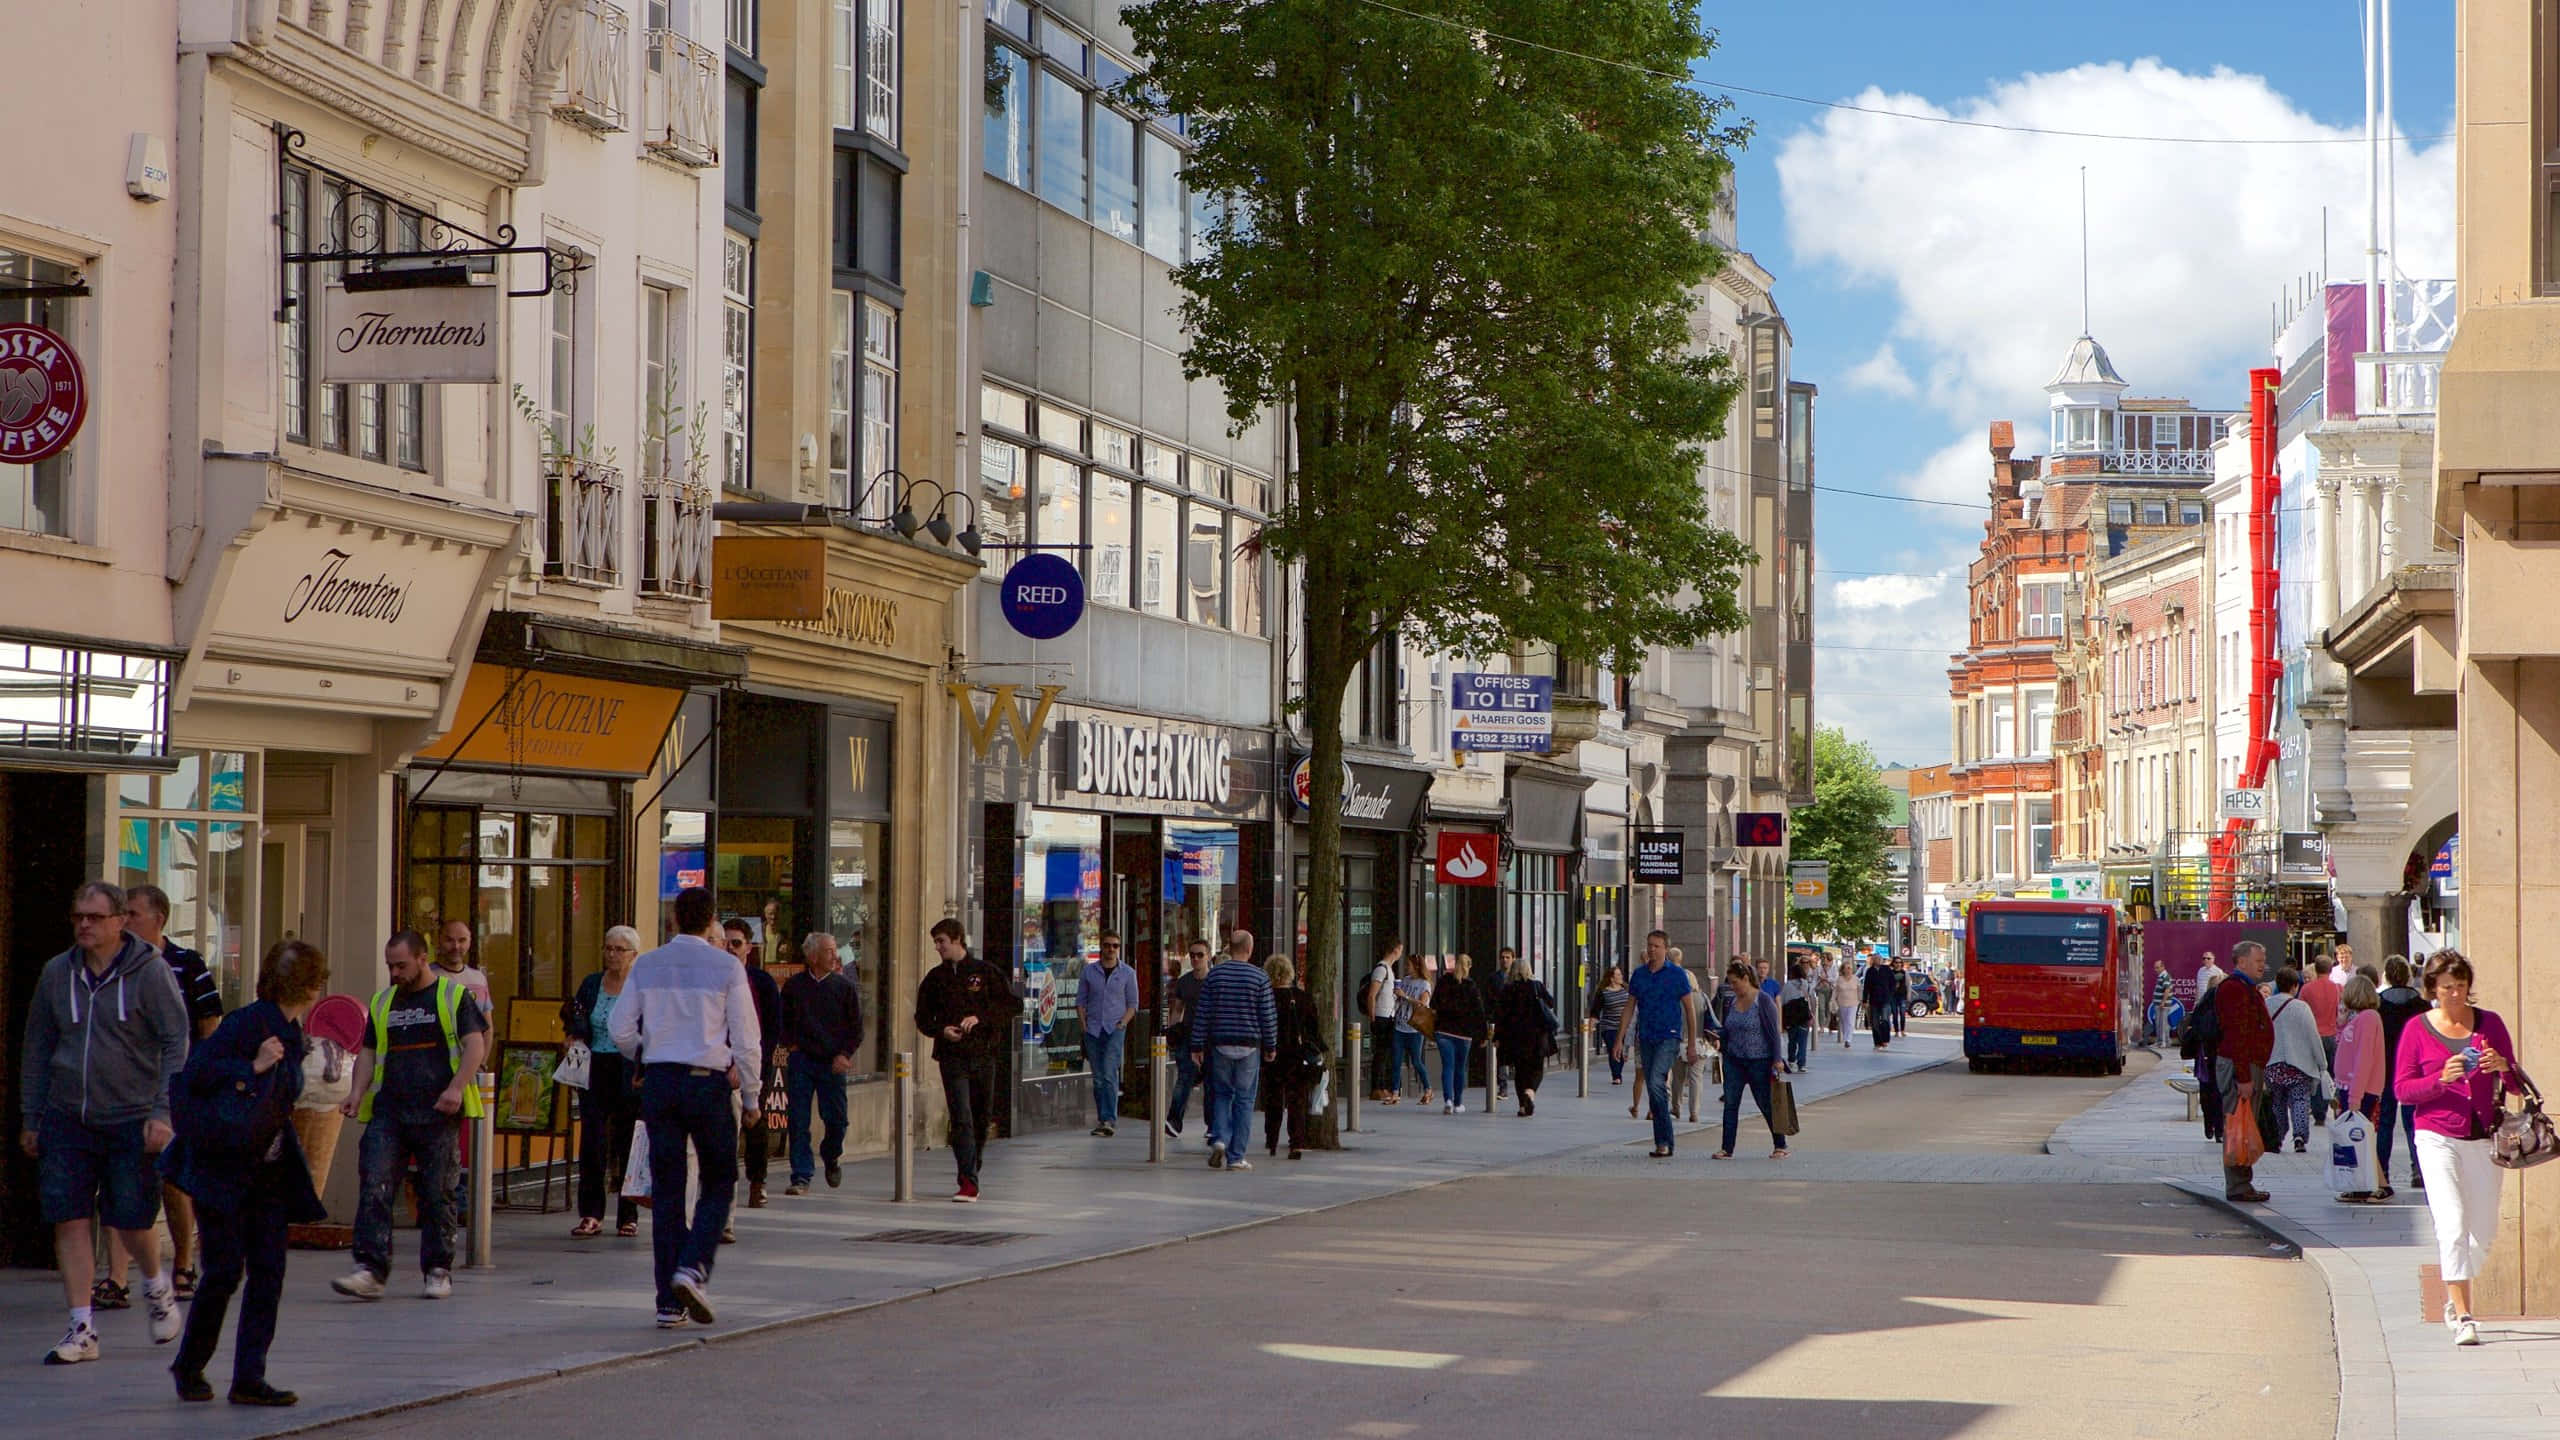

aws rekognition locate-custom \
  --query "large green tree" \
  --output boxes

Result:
[1790,728,1898,945]
[1120,0,1753,1134]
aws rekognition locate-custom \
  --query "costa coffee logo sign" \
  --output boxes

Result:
[0,323,87,464]
[284,547,409,625]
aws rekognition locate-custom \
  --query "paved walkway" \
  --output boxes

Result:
[5,1032,1958,1437]
[2048,1055,2560,1440]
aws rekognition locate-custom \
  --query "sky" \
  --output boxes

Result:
[1686,1,2456,767]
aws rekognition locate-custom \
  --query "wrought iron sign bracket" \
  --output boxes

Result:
[271,123,585,321]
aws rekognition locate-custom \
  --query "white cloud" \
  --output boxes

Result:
[1833,571,1947,611]
[1815,570,1967,767]
[1844,342,1918,398]
[1775,60,2454,428]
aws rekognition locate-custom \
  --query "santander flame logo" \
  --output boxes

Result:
[1444,840,1488,880]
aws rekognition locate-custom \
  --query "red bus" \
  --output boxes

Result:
[1962,900,2131,1074]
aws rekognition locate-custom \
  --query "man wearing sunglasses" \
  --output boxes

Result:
[18,881,191,1366]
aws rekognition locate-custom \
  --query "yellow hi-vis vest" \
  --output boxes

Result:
[358,976,485,1121]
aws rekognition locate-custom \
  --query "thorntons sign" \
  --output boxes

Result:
[285,547,408,625]
[318,281,501,385]
[1071,720,1233,805]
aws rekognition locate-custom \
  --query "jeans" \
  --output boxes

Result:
[174,1179,290,1386]
[352,1113,458,1280]
[1637,1036,1682,1152]
[785,1051,849,1185]
[1721,1055,1786,1154]
[1435,1034,1473,1108]
[1204,1047,1262,1158]
[938,1052,999,1184]
[1599,1026,1625,1083]
[1393,1027,1427,1095]
[1169,1039,1199,1128]
[1785,1026,1811,1071]
[640,1065,739,1314]
[1892,999,1907,1035]
[739,1078,773,1187]
[577,1051,641,1226]
[2377,1091,2419,1184]
[1082,1027,1128,1127]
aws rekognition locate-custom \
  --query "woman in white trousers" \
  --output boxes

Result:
[2388,951,2523,1347]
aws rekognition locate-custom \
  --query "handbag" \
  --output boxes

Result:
[1769,1070,1801,1137]
[2492,1065,2560,1171]
[174,1016,285,1161]
[553,1040,593,1091]
[1406,998,1437,1040]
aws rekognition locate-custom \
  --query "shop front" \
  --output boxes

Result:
[719,527,976,1150]
[1504,766,1587,1009]
[972,703,1277,1134]
[1286,757,1432,1034]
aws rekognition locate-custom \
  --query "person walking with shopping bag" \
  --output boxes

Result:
[1260,956,1324,1159]
[2392,951,2525,1348]
[2330,973,2388,1202]
[2215,942,2276,1203]
[561,927,643,1237]
[1709,961,1789,1161]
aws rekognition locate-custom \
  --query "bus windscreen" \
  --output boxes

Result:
[1974,911,2108,966]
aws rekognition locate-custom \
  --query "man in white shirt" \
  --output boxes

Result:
[1364,941,1403,1102]
[610,886,760,1331]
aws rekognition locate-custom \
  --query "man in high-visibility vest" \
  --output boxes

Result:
[332,931,487,1302]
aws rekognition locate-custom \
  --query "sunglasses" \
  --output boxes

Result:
[71,910,117,923]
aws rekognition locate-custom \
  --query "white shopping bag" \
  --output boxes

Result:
[622,1121,652,1200]
[2327,1112,2377,1194]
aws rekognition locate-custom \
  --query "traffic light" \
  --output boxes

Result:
[1897,914,1915,953]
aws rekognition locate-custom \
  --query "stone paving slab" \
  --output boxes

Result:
[2049,1051,2560,1440]
[2,1033,1960,1437]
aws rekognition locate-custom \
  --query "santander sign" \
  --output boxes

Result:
[1435,831,1499,887]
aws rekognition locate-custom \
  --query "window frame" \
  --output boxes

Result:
[0,242,89,538]
[721,233,752,491]
[281,163,431,473]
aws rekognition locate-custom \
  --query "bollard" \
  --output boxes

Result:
[1346,1023,1363,1133]
[1149,1035,1169,1163]
[1579,1021,1592,1099]
[1483,1024,1498,1113]
[891,1050,914,1203]
[468,1072,495,1269]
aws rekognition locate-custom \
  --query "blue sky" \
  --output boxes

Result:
[1687,2,2455,766]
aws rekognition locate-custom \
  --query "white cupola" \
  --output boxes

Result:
[2046,334,2127,454]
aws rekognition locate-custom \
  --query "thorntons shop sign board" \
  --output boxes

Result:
[317,281,501,384]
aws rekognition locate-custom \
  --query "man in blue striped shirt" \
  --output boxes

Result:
[610,886,760,1330]
[1186,932,1276,1172]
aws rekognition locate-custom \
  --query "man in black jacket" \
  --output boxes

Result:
[721,919,783,1213]
[1862,954,1898,1050]
[779,933,863,1194]
[914,920,1013,1203]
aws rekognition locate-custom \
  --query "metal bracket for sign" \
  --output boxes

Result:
[975,542,1094,552]
[0,272,89,301]
[271,123,585,319]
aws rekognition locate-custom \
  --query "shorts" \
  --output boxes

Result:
[35,1111,163,1231]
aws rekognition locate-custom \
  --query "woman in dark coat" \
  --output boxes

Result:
[165,939,333,1407]
[1261,956,1328,1160]
[1494,955,1559,1116]
[1429,955,1491,1114]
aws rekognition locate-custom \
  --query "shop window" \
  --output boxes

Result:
[112,750,257,1010]
[405,804,615,1032]
[1089,469,1131,606]
[1036,452,1082,576]
[980,434,1026,575]
[1183,501,1225,625]
[1021,810,1104,1077]
[1139,484,1178,616]
[826,819,890,1075]
[658,809,710,939]
[1163,822,1240,961]
[715,815,803,971]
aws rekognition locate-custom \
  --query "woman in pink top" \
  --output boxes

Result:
[2330,974,2389,1202]
[2390,951,2524,1348]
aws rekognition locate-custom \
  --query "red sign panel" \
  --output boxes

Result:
[0,323,87,464]
[1736,811,1788,847]
[1435,831,1499,888]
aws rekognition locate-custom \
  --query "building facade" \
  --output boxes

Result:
[2094,531,2211,900]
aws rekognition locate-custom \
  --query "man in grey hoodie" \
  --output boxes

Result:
[17,880,190,1366]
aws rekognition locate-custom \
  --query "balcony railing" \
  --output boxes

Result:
[550,0,629,132]
[2097,448,2214,476]
[543,455,624,586]
[2353,351,2442,420]
[643,29,720,167]
[640,474,711,600]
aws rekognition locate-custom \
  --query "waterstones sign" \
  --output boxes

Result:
[1070,720,1233,806]
[317,281,500,384]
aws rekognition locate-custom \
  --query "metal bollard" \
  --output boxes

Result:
[891,1051,914,1203]
[1346,1024,1363,1132]
[1579,1021,1592,1099]
[468,1072,495,1269]
[1149,1036,1169,1163]
[1484,1024,1498,1113]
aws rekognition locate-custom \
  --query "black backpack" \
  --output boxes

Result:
[1782,994,1812,1029]
[2180,981,2222,1060]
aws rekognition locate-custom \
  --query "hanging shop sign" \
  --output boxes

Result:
[1069,718,1232,805]
[316,280,500,385]
[1736,811,1788,847]
[1450,672,1553,752]
[1632,829,1685,884]
[414,664,685,778]
[951,683,1064,760]
[0,322,87,463]
[2278,831,2329,881]
[1288,756,1429,831]
[2432,834,2459,898]
[1000,552,1085,639]
[1789,859,1831,910]
[1435,830,1499,887]
[711,536,826,620]
[2046,869,2104,902]
[2218,786,2271,822]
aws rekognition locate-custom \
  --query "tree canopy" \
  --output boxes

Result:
[1789,728,1899,945]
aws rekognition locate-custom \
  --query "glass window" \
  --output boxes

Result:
[0,246,82,535]
[828,818,889,1074]
[2140,499,2167,526]
[983,44,1031,187]
[1140,440,1179,485]
[988,0,1028,37]
[828,291,856,511]
[1036,403,1083,453]
[1036,66,1087,214]
[1989,800,2015,877]
[1138,485,1178,617]
[1034,14,1088,73]
[546,253,581,455]
[2180,500,2204,526]
[980,435,1026,574]
[643,283,678,478]
[1230,519,1264,636]
[1183,501,1225,626]
[1231,469,1266,514]
[2026,692,2053,756]
[1089,469,1131,607]
[1989,694,2014,756]
[1188,458,1226,499]
[112,750,258,1010]
[1021,809,1104,1077]
[863,0,899,144]
[1035,452,1081,567]
[1092,422,1133,472]
[722,234,752,490]
[728,0,755,53]
[1188,186,1220,263]
[658,809,709,939]
[1163,822,1240,964]
[983,383,1030,434]
[2107,499,2132,525]
[829,0,856,129]
[860,298,897,494]
[1141,131,1183,263]
[1091,104,1137,243]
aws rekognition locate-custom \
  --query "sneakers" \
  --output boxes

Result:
[43,1322,98,1365]
[953,1176,980,1203]
[825,1160,843,1188]
[421,1270,452,1300]
[2445,1300,2461,1330]
[671,1266,716,1325]
[784,1181,810,1197]
[229,1380,299,1407]
[1090,1124,1113,1137]
[146,1284,181,1343]
[331,1269,387,1301]
[2455,1317,2481,1347]
[656,1309,690,1330]
[1208,1141,1227,1171]
[1163,1120,1182,1139]
[1228,1157,1253,1172]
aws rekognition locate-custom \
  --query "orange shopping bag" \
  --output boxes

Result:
[2223,1091,2266,1169]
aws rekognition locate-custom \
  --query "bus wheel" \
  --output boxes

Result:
[2107,1057,2125,1076]
[1967,1056,1986,1074]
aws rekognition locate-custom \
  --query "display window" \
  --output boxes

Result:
[1020,809,1104,1076]
[1163,821,1240,960]
[113,750,257,1008]
[406,804,615,1032]
[827,818,890,1073]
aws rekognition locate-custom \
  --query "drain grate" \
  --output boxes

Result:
[851,1228,1030,1247]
